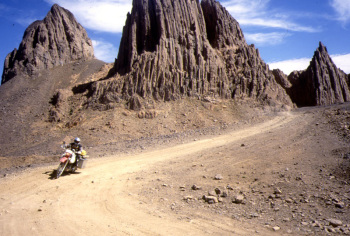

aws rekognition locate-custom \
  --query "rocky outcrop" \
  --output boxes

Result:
[1,4,94,84]
[272,69,292,90]
[287,42,350,106]
[87,0,292,109]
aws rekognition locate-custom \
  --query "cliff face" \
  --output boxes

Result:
[1,4,94,84]
[287,42,350,106]
[88,0,292,108]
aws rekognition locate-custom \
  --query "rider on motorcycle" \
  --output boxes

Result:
[67,137,83,169]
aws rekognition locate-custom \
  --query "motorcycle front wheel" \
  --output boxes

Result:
[56,162,68,179]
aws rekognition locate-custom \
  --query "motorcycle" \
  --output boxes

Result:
[56,143,88,179]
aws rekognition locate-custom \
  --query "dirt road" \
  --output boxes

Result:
[1,110,349,235]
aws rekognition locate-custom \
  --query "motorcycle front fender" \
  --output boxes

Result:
[60,156,68,163]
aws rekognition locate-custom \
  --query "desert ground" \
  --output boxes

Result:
[0,102,350,235]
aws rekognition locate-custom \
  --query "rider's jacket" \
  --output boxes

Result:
[69,142,82,153]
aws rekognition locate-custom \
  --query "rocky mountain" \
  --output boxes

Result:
[1,4,94,84]
[274,42,350,107]
[83,0,292,110]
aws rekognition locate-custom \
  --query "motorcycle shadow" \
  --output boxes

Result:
[45,169,81,180]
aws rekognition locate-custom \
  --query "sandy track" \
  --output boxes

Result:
[0,112,296,235]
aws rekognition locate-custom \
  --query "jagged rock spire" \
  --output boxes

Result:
[287,42,350,106]
[1,4,94,84]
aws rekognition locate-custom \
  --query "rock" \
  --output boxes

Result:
[335,202,345,209]
[327,218,343,227]
[272,69,292,90]
[272,226,281,231]
[226,185,234,190]
[285,198,293,203]
[287,42,350,106]
[232,194,244,204]
[191,185,202,190]
[2,4,94,84]
[214,174,223,180]
[221,190,228,198]
[203,195,219,204]
[138,110,158,119]
[215,188,222,195]
[128,95,143,111]
[48,89,74,122]
[274,187,282,194]
[86,0,293,108]
[183,196,193,201]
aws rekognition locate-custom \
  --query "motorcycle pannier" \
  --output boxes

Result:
[77,159,87,169]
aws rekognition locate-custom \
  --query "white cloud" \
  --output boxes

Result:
[15,17,38,27]
[92,39,118,62]
[222,0,317,32]
[332,54,350,73]
[268,54,350,75]
[330,0,350,24]
[45,0,132,33]
[268,58,310,75]
[245,32,291,46]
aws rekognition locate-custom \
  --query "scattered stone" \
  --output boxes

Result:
[191,185,202,190]
[232,194,244,204]
[214,174,223,180]
[335,202,345,208]
[221,190,228,198]
[203,195,218,204]
[285,198,293,203]
[327,219,342,227]
[274,187,282,194]
[272,226,281,231]
[215,188,222,195]
[311,220,322,228]
[325,227,336,233]
[226,185,234,190]
[183,196,193,201]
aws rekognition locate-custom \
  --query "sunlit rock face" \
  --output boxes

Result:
[2,4,94,84]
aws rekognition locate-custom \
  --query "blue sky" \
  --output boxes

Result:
[1,0,350,76]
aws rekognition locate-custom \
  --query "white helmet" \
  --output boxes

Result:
[74,137,81,143]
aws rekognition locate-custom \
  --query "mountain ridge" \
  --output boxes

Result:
[0,1,350,158]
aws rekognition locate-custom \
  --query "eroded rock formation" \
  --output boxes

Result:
[287,42,350,106]
[1,4,94,84]
[87,0,292,109]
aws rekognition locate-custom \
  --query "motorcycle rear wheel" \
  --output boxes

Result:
[56,162,68,179]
